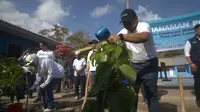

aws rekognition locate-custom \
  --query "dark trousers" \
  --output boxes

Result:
[141,84,147,102]
[27,73,36,97]
[90,71,96,86]
[37,78,44,98]
[74,76,86,97]
[192,68,200,104]
[42,78,56,109]
[132,58,160,112]
[54,78,62,92]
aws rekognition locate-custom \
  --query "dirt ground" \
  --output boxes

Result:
[138,89,199,112]
[1,89,200,112]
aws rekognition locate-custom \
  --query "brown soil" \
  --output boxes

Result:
[1,89,199,112]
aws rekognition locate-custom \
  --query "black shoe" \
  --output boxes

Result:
[54,90,61,93]
[33,97,42,103]
[197,103,200,108]
[28,95,33,99]
[196,100,200,108]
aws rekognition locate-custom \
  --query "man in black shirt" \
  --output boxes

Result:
[184,24,200,108]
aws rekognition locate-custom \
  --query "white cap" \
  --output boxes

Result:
[25,54,39,66]
[75,51,80,55]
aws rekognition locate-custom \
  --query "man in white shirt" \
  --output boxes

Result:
[108,9,160,112]
[35,42,56,102]
[26,54,64,112]
[184,24,200,108]
[73,51,86,100]
[86,40,98,89]
[37,42,55,60]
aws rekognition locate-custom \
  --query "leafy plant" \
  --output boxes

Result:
[38,24,69,42]
[54,45,68,59]
[67,30,90,49]
[0,55,25,103]
[82,41,137,112]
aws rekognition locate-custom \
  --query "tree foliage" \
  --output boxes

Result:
[38,25,90,49]
[82,41,137,112]
[38,24,69,42]
[66,30,90,49]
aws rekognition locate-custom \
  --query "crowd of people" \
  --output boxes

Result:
[16,8,200,112]
[17,39,99,112]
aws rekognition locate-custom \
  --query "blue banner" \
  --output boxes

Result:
[147,12,200,52]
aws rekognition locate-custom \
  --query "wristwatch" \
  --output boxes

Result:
[119,34,124,40]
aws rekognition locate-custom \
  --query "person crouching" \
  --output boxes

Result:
[25,54,64,112]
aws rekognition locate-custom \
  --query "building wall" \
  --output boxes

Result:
[158,55,192,77]
[0,31,38,57]
[0,37,7,54]
[158,55,187,66]
[158,65,192,77]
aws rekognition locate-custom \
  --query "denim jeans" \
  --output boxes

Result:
[141,84,147,102]
[27,73,36,96]
[54,78,62,92]
[90,71,96,86]
[61,72,68,91]
[192,68,200,105]
[131,58,160,112]
[42,78,56,109]
[37,78,44,98]
[74,75,86,97]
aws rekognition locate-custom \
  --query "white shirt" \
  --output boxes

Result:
[118,22,157,63]
[73,58,86,76]
[37,49,55,60]
[184,38,200,57]
[35,58,64,88]
[87,50,97,72]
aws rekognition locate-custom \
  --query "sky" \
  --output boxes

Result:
[0,0,200,39]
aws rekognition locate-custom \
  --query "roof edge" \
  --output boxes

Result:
[0,20,75,49]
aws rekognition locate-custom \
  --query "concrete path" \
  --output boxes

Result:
[138,89,199,112]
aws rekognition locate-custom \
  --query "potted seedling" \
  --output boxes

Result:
[0,55,25,112]
[82,40,137,112]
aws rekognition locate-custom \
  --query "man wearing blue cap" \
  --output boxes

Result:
[108,9,160,112]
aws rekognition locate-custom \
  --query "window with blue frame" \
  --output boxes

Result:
[176,65,192,76]
[177,65,186,72]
